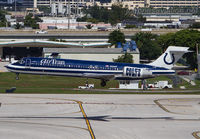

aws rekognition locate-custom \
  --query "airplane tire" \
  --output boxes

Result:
[101,80,106,87]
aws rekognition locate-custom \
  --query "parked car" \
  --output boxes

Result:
[78,84,94,89]
[177,71,190,75]
[97,27,108,31]
[35,30,48,34]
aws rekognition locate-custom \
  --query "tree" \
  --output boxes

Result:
[15,22,22,29]
[0,10,7,27]
[157,33,175,52]
[137,14,146,22]
[190,22,200,28]
[156,29,200,69]
[24,13,42,29]
[77,16,88,22]
[85,24,93,29]
[168,29,200,69]
[113,53,133,63]
[109,5,131,25]
[86,18,99,24]
[83,5,132,25]
[108,30,125,47]
[132,32,161,61]
[125,25,137,29]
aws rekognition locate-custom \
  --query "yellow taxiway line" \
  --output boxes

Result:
[192,131,200,139]
[75,100,96,139]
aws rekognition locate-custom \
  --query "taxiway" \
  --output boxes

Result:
[0,94,200,139]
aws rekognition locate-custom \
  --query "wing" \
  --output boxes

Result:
[82,73,115,80]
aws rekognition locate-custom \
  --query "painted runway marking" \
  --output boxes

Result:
[192,131,200,139]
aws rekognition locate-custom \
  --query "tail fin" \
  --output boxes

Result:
[148,46,190,69]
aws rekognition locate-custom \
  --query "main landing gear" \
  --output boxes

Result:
[16,73,19,80]
[142,79,147,90]
[100,80,107,87]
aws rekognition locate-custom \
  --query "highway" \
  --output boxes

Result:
[0,29,182,40]
[0,94,200,139]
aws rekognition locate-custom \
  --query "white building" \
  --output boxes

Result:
[39,17,112,29]
[119,80,139,89]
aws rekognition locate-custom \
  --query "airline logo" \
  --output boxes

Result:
[40,59,65,66]
[163,53,175,65]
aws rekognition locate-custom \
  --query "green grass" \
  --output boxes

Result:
[146,76,173,84]
[0,72,119,93]
[0,72,200,94]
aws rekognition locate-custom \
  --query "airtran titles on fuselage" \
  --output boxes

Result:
[40,59,65,66]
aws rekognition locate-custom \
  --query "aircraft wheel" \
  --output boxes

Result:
[101,80,107,87]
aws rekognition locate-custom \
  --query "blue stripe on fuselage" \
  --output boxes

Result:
[6,66,123,75]
[14,57,169,71]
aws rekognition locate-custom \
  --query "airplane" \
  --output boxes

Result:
[5,46,190,87]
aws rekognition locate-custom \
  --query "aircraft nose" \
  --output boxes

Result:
[4,64,11,68]
[4,65,8,69]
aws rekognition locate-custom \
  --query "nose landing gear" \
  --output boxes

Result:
[16,73,19,80]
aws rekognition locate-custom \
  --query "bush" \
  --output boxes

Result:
[125,25,137,29]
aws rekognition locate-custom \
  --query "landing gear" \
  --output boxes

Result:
[100,80,107,87]
[142,79,147,90]
[16,73,19,80]
[85,78,89,87]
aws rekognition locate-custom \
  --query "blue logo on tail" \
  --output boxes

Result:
[164,53,175,65]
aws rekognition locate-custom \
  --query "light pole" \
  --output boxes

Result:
[15,0,17,25]
[68,0,70,29]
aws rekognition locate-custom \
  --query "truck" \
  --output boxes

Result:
[78,84,94,89]
[148,81,172,89]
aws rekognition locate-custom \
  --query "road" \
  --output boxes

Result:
[0,29,182,40]
[0,94,200,139]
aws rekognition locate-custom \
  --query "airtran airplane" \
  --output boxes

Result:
[6,46,189,87]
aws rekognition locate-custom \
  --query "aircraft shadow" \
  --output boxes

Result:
[0,116,174,122]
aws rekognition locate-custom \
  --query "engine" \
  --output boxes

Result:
[123,67,152,77]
